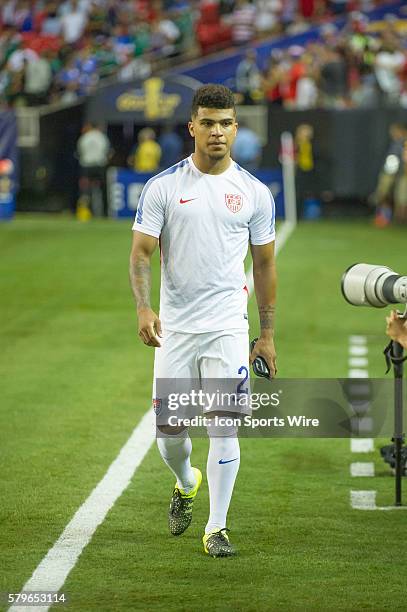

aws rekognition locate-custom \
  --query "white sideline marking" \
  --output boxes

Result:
[349,335,367,344]
[349,357,368,367]
[350,462,375,477]
[349,345,368,356]
[347,336,377,507]
[350,417,373,433]
[348,369,369,378]
[11,220,295,611]
[9,409,155,612]
[350,490,376,509]
[351,439,374,453]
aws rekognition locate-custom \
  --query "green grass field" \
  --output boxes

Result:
[1,215,406,611]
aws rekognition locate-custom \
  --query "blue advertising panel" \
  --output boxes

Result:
[0,111,18,221]
[87,75,201,125]
[108,167,285,219]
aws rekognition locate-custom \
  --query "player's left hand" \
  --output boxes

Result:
[250,335,277,378]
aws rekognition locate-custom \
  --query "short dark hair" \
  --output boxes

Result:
[191,84,236,117]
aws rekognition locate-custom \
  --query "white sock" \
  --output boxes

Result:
[157,433,196,493]
[205,436,240,534]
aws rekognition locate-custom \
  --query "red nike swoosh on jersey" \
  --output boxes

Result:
[179,197,198,204]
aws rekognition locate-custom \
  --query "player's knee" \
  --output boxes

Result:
[205,411,239,438]
[156,424,188,437]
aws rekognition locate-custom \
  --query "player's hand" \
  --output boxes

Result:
[137,307,162,347]
[250,334,277,378]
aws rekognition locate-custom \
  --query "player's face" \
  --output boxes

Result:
[188,107,238,161]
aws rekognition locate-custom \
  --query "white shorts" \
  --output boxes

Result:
[154,328,249,379]
[153,328,250,419]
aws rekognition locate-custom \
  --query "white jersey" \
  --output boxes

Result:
[77,130,110,167]
[132,155,275,333]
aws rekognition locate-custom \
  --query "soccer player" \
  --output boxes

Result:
[129,84,277,557]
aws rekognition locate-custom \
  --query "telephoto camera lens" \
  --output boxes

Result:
[341,263,407,308]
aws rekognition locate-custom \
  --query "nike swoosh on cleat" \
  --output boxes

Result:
[179,197,198,204]
[218,458,239,464]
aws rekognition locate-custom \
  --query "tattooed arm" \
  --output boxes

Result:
[250,241,277,376]
[129,231,162,347]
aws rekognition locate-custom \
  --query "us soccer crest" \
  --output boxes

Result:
[225,193,243,213]
[153,398,162,415]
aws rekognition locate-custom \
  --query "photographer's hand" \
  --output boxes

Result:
[386,310,407,350]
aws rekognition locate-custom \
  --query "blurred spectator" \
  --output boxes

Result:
[393,141,407,224]
[255,0,282,37]
[286,13,310,35]
[60,0,88,44]
[295,64,318,109]
[118,54,152,82]
[279,46,307,109]
[235,48,261,104]
[94,37,118,79]
[294,123,321,218]
[231,120,262,171]
[230,0,256,46]
[76,122,111,218]
[371,123,407,207]
[56,54,81,101]
[318,46,348,108]
[7,42,37,72]
[128,128,162,173]
[2,1,18,28]
[262,51,283,106]
[151,10,180,57]
[24,50,52,105]
[374,39,405,106]
[350,64,379,108]
[41,3,62,36]
[158,125,183,168]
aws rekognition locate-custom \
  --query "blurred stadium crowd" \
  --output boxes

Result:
[1,0,405,110]
[238,17,406,109]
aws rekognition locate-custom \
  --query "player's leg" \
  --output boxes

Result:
[156,428,196,493]
[199,330,249,555]
[154,330,202,534]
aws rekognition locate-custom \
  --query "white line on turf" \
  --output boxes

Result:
[348,357,368,367]
[9,409,155,612]
[349,345,368,356]
[350,490,376,509]
[349,335,367,345]
[351,439,374,453]
[348,369,369,378]
[348,335,377,509]
[350,462,375,477]
[10,219,295,612]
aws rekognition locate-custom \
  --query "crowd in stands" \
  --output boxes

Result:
[0,0,406,109]
[236,13,407,109]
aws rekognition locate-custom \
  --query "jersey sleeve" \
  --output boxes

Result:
[249,184,276,245]
[132,177,165,238]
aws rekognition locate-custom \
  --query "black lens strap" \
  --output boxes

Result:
[384,340,407,374]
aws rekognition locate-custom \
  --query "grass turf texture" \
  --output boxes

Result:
[0,216,406,611]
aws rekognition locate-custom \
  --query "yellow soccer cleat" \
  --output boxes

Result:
[203,528,236,558]
[168,467,202,536]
